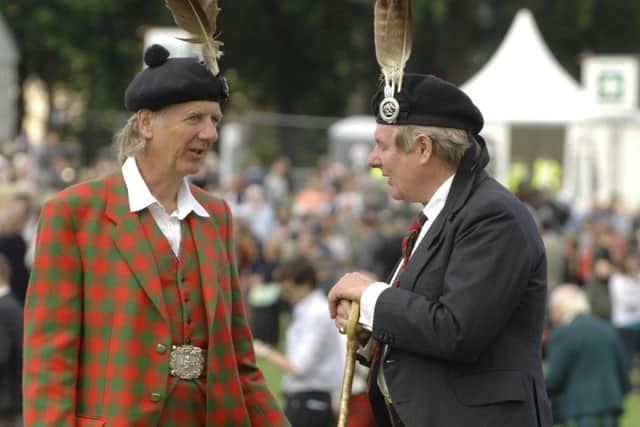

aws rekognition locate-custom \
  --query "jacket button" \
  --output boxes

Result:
[156,344,167,354]
[150,392,162,402]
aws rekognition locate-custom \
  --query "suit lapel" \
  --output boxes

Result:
[398,206,449,288]
[105,171,169,324]
[187,210,219,327]
[398,167,484,290]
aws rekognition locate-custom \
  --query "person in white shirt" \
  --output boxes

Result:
[254,256,343,427]
[609,250,640,373]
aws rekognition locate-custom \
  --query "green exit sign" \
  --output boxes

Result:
[597,71,625,103]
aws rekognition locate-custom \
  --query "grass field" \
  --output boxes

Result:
[621,393,640,427]
[258,313,640,424]
[257,358,640,425]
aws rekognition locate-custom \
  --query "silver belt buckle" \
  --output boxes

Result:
[169,345,205,379]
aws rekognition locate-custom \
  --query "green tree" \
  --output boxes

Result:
[2,0,640,160]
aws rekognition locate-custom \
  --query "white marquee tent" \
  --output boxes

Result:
[461,9,595,193]
[462,9,640,212]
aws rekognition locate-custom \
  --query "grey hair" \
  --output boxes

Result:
[114,114,146,164]
[393,125,479,165]
[550,284,591,324]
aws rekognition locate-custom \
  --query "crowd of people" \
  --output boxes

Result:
[2,118,640,425]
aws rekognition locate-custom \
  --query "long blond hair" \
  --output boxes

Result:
[113,114,146,164]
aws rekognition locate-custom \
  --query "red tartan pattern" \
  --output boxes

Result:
[141,212,208,426]
[23,171,289,426]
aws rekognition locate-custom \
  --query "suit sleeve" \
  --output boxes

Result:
[23,197,82,426]
[374,205,542,363]
[222,202,290,426]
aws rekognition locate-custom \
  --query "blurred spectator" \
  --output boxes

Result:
[235,184,277,244]
[248,235,285,346]
[546,284,629,427]
[0,190,32,305]
[254,256,342,427]
[292,173,331,217]
[264,156,292,206]
[318,212,352,277]
[34,130,61,172]
[609,250,640,375]
[562,233,583,286]
[292,223,337,294]
[585,247,616,322]
[351,209,387,280]
[0,254,23,427]
[537,208,565,294]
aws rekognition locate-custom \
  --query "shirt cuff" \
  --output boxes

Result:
[359,282,390,331]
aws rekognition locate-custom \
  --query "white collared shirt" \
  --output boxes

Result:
[282,289,344,394]
[359,174,455,327]
[121,157,209,257]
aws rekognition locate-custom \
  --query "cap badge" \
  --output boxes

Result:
[379,84,400,124]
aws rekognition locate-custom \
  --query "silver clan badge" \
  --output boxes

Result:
[379,84,400,123]
[379,97,400,123]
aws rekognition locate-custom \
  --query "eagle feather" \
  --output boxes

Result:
[374,0,412,92]
[165,0,223,75]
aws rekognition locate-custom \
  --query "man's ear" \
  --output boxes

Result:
[137,109,154,139]
[416,134,433,164]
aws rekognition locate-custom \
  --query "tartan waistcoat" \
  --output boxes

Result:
[140,210,208,349]
[140,210,209,426]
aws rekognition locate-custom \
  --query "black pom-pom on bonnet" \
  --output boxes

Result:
[144,44,170,68]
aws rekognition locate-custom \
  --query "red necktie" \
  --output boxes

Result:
[394,212,428,287]
[368,212,428,388]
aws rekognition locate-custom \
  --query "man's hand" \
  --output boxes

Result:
[328,272,376,319]
[334,299,372,342]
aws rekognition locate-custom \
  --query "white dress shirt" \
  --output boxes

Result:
[282,289,344,394]
[121,157,209,257]
[359,174,454,398]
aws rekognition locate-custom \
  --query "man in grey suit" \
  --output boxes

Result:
[329,74,552,426]
[0,255,22,427]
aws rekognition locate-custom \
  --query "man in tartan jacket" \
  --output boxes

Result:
[23,44,289,426]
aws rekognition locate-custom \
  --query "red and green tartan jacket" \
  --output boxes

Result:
[23,171,289,427]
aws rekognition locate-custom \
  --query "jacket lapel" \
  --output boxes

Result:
[105,171,169,324]
[187,210,219,327]
[398,143,488,289]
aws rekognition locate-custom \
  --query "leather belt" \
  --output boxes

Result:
[169,344,206,379]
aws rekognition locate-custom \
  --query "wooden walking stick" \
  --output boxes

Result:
[337,301,360,427]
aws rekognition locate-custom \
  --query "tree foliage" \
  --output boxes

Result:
[1,0,639,140]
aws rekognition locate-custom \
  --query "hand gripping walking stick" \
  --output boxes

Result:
[337,301,360,427]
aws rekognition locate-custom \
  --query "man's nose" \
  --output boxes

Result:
[200,119,218,142]
[368,147,380,168]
